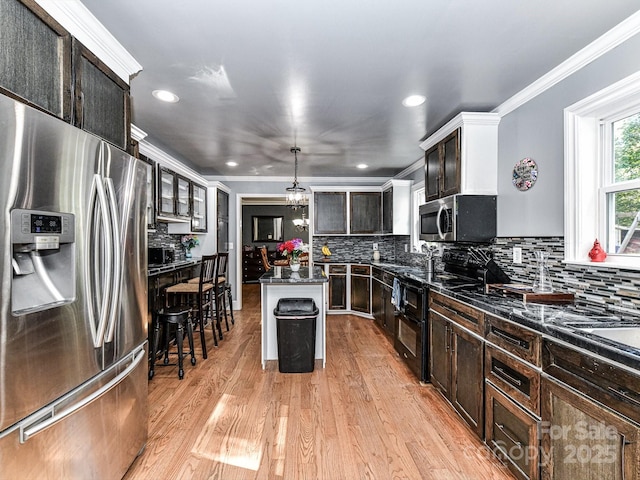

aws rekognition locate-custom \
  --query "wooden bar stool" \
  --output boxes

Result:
[215,252,232,332]
[165,254,218,358]
[149,306,196,380]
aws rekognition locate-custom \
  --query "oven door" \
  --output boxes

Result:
[394,313,427,382]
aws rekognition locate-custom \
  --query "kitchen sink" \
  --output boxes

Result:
[577,326,640,350]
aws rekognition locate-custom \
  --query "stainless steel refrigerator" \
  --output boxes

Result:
[0,93,148,479]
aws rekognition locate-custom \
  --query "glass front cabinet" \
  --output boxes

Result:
[191,183,207,232]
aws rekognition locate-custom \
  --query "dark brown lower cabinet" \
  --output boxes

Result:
[429,309,484,438]
[541,376,640,480]
[328,265,347,310]
[486,382,540,480]
[350,267,370,314]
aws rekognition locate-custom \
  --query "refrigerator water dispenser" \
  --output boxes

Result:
[10,209,75,314]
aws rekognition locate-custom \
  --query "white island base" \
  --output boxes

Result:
[260,267,327,369]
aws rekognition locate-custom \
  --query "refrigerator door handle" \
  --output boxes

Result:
[104,176,121,343]
[84,173,114,349]
[18,346,145,444]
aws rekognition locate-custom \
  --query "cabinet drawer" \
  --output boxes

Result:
[486,315,541,366]
[351,265,370,275]
[329,264,347,274]
[486,382,540,480]
[429,291,484,335]
[485,344,541,416]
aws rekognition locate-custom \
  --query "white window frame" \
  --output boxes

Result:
[411,181,425,253]
[565,71,640,269]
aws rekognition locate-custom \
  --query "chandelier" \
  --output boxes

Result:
[285,146,307,209]
[293,211,310,231]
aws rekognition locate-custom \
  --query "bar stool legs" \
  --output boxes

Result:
[149,306,196,380]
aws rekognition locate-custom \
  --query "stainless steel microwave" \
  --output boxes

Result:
[419,194,497,242]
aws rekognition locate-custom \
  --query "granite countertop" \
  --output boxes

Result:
[366,261,640,371]
[260,266,328,284]
[148,258,201,277]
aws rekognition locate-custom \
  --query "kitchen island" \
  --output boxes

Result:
[260,266,328,369]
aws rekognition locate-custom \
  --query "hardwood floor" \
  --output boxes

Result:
[126,284,514,480]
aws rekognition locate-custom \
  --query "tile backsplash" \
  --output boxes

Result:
[148,223,189,261]
[315,234,640,312]
[492,237,640,311]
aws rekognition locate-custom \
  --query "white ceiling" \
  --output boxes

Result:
[80,0,639,178]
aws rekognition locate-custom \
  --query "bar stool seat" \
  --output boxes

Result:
[149,306,196,380]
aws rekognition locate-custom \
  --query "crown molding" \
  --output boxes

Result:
[130,124,147,142]
[138,140,206,185]
[34,0,142,83]
[493,9,640,117]
[203,175,391,184]
[419,112,500,151]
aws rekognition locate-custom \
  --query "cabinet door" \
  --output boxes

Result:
[372,279,384,328]
[382,188,393,234]
[486,382,540,480]
[314,192,347,234]
[451,324,484,438]
[73,40,129,150]
[350,192,381,234]
[217,190,229,252]
[328,275,347,310]
[191,183,207,232]
[158,167,176,216]
[541,377,640,480]
[140,155,156,229]
[429,311,451,397]
[0,0,71,119]
[176,175,191,218]
[217,189,229,220]
[424,144,441,202]
[351,274,370,313]
[440,129,461,197]
[383,285,396,337]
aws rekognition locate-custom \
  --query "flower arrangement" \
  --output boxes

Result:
[181,234,199,250]
[277,237,307,262]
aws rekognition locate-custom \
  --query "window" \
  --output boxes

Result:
[603,112,640,254]
[565,71,640,269]
[411,182,425,253]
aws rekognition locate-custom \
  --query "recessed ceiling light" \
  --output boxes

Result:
[152,89,179,103]
[357,164,368,169]
[226,161,238,167]
[402,94,426,107]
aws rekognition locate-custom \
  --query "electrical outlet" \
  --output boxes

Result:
[404,244,408,253]
[372,243,378,251]
[513,247,522,264]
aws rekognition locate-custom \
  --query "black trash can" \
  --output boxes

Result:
[273,298,319,373]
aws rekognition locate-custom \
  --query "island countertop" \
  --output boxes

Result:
[259,266,328,284]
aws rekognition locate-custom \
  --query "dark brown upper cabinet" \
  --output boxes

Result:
[72,40,130,151]
[0,0,71,120]
[191,183,208,233]
[425,129,460,202]
[140,154,157,230]
[350,192,381,234]
[314,192,347,235]
[420,113,500,201]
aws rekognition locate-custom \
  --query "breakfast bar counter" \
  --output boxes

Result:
[260,266,328,369]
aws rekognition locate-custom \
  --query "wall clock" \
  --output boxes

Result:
[512,157,538,191]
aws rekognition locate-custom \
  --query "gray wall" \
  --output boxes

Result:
[497,32,640,237]
[242,204,309,247]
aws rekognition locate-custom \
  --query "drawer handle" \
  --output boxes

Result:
[494,366,523,387]
[493,328,528,349]
[607,386,640,408]
[497,423,522,447]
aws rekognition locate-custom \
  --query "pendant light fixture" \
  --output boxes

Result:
[285,146,307,209]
